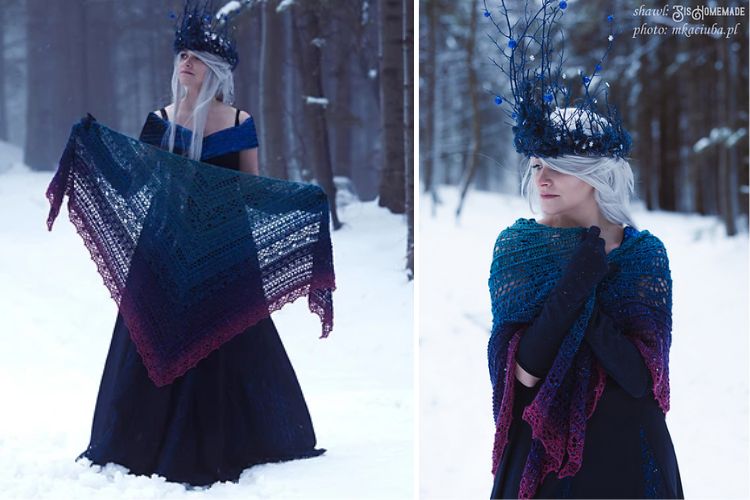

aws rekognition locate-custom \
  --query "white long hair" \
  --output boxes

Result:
[520,108,638,229]
[162,50,235,161]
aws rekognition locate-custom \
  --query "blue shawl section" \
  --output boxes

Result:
[488,218,672,498]
[46,116,335,387]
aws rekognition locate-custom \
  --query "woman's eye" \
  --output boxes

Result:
[532,164,542,170]
[180,53,188,59]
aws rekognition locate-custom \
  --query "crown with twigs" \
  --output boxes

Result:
[483,0,632,158]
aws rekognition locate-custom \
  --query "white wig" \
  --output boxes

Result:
[162,50,235,161]
[520,108,638,229]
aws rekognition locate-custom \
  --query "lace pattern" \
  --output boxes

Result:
[46,117,335,387]
[488,218,672,498]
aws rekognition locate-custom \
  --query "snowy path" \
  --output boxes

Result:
[0,158,413,499]
[419,187,749,499]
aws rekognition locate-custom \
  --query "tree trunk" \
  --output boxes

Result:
[81,0,117,129]
[333,42,352,179]
[282,8,302,181]
[0,3,7,142]
[422,0,436,195]
[703,65,719,216]
[260,0,288,179]
[147,1,165,127]
[293,3,342,230]
[684,32,702,215]
[738,4,750,220]
[403,0,414,279]
[377,0,406,213]
[456,0,481,219]
[25,0,86,171]
[718,20,738,236]
[635,24,656,210]
[657,36,679,212]
[725,5,741,236]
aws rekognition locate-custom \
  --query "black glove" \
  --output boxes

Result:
[516,226,610,378]
[584,304,652,398]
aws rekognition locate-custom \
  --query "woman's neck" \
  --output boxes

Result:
[541,213,614,230]
[539,209,624,251]
[540,196,613,228]
[180,92,199,113]
[179,88,216,113]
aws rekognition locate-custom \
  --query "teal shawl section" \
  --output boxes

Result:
[46,116,335,387]
[487,218,672,497]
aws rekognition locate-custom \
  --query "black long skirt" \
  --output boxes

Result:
[491,378,684,499]
[78,313,324,486]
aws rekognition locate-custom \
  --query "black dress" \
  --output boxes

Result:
[77,108,324,487]
[491,375,684,499]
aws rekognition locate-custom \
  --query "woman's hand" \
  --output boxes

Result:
[558,226,609,302]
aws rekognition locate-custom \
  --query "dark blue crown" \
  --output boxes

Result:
[483,0,631,159]
[173,1,239,70]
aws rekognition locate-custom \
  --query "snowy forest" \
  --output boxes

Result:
[419,2,749,498]
[0,1,415,497]
[420,0,749,236]
[0,0,414,275]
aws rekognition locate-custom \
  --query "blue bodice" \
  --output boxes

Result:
[138,112,259,162]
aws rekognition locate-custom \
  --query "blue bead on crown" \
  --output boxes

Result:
[483,0,631,158]
[173,0,239,70]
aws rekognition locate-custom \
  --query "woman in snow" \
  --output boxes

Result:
[75,3,326,486]
[483,1,683,498]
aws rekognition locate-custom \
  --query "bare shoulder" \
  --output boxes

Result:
[153,104,174,120]
[210,101,233,114]
[238,110,252,123]
[217,101,251,123]
[209,101,246,124]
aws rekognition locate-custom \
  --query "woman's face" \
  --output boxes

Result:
[177,50,207,88]
[531,156,595,216]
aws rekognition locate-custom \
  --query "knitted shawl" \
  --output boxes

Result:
[46,116,335,387]
[488,218,672,498]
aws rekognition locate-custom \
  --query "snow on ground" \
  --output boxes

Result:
[0,158,413,499]
[0,141,22,173]
[420,186,749,499]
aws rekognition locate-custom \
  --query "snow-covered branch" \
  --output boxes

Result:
[304,96,329,108]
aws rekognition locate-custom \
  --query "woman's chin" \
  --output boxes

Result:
[178,76,199,87]
[540,201,563,212]
[539,206,566,217]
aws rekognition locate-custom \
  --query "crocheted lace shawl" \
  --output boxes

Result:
[488,218,671,498]
[46,117,335,386]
